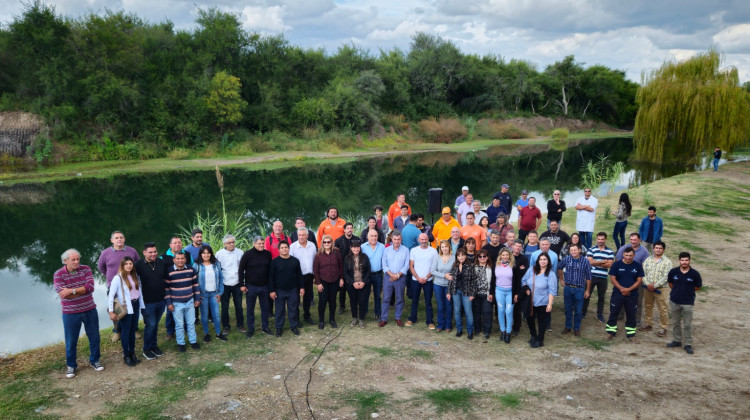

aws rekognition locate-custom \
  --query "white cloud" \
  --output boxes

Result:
[241,5,287,32]
[713,23,750,53]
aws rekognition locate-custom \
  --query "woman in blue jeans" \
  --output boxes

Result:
[431,240,455,332]
[447,248,478,340]
[194,245,227,342]
[494,248,516,344]
[108,256,144,366]
[612,193,632,250]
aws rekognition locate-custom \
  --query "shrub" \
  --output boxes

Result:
[381,114,409,132]
[167,148,190,160]
[417,117,467,143]
[475,119,532,139]
[550,128,570,141]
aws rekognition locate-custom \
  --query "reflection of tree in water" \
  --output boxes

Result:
[2,138,641,285]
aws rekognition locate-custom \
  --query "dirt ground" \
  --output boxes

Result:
[29,162,750,419]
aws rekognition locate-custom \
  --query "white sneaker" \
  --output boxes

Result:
[90,361,104,372]
[65,366,76,379]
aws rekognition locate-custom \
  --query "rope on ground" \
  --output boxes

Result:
[306,327,344,420]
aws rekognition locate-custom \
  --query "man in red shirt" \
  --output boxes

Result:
[388,193,411,230]
[265,220,289,259]
[518,197,542,242]
[317,207,346,244]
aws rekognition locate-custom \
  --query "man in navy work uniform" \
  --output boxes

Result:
[605,247,644,342]
[666,252,702,354]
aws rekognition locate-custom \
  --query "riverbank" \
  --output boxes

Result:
[2,160,747,419]
[0,132,629,186]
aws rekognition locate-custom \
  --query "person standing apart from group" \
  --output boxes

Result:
[712,146,722,171]
[666,252,702,354]
[638,206,663,253]
[612,193,632,250]
[55,249,103,378]
[575,188,598,249]
[108,256,144,366]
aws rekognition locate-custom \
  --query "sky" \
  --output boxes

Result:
[2,0,750,83]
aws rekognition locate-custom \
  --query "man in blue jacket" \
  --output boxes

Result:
[638,206,663,253]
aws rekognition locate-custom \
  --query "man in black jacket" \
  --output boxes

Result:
[268,241,304,337]
[238,236,273,337]
[135,242,168,360]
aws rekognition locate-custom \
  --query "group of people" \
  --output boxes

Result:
[54,185,702,379]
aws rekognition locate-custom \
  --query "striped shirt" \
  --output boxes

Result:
[558,255,592,288]
[165,265,201,306]
[643,256,673,288]
[54,265,96,314]
[588,246,614,278]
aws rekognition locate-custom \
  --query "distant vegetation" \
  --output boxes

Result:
[0,1,638,162]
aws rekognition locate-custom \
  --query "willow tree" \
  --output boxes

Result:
[633,49,750,164]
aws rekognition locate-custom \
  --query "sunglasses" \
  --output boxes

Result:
[323,241,332,244]
[478,255,488,259]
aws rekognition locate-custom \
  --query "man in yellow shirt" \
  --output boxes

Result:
[431,207,460,248]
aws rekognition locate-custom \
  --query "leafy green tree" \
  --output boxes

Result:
[206,71,248,132]
[407,33,464,116]
[543,55,585,116]
[634,49,750,164]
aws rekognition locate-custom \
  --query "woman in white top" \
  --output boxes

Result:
[108,256,144,366]
[194,245,226,343]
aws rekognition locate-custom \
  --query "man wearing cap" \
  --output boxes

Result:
[493,184,512,215]
[455,186,469,210]
[575,188,598,249]
[516,190,530,212]
[457,193,475,226]
[432,207,460,248]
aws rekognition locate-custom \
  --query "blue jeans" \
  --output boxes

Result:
[172,299,197,345]
[370,271,383,317]
[579,231,593,249]
[452,290,474,334]
[275,289,300,330]
[119,300,140,356]
[564,286,585,330]
[165,309,175,336]
[495,286,514,333]
[713,157,720,171]
[381,275,405,322]
[141,301,165,352]
[613,220,628,250]
[409,280,434,325]
[246,285,270,331]
[62,308,100,369]
[200,291,222,336]
[434,284,452,330]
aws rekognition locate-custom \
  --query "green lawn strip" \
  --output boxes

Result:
[94,361,234,420]
[422,387,477,413]
[340,389,390,420]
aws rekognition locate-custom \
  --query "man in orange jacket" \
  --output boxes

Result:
[317,207,346,244]
[388,193,411,230]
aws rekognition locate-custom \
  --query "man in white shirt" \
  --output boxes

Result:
[575,188,598,249]
[407,233,438,329]
[216,234,245,334]
[457,193,474,226]
[290,228,317,325]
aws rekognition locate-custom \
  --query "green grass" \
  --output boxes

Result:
[0,377,64,419]
[497,392,522,408]
[579,337,609,351]
[409,349,433,359]
[397,375,405,381]
[696,285,713,294]
[342,390,389,420]
[674,240,708,254]
[423,388,477,413]
[94,361,234,419]
[365,346,397,357]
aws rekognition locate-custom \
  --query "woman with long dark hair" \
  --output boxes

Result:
[562,232,588,258]
[447,248,478,340]
[612,193,632,250]
[195,245,227,342]
[108,256,144,366]
[473,249,495,340]
[343,239,371,328]
[521,252,558,348]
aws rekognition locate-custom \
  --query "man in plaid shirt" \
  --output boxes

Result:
[557,243,592,336]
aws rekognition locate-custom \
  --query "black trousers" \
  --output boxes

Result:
[338,283,347,308]
[512,295,528,333]
[472,295,494,335]
[319,282,340,322]
[346,282,371,320]
[301,274,314,319]
[583,276,608,317]
[527,305,551,344]
[221,284,244,329]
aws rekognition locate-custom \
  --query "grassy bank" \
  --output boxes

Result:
[0,132,630,186]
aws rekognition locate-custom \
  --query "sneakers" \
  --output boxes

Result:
[638,325,653,331]
[216,334,228,342]
[66,366,76,379]
[657,328,667,337]
[190,342,200,350]
[111,332,121,342]
[153,347,164,357]
[142,349,157,360]
[90,361,104,372]
[350,318,358,327]
[291,327,300,336]
[238,326,248,333]
[597,315,606,323]
[405,321,413,327]
[222,328,230,335]
[684,345,694,355]
[428,324,436,330]
[203,334,211,343]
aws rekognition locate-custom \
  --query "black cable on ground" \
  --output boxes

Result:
[305,327,344,420]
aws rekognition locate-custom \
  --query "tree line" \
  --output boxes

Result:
[0,1,639,153]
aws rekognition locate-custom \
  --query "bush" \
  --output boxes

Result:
[475,119,531,139]
[381,114,409,132]
[167,148,190,160]
[550,128,570,141]
[417,117,467,143]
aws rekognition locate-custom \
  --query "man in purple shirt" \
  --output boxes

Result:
[97,230,139,341]
[54,248,104,378]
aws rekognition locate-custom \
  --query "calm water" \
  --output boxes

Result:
[0,138,698,353]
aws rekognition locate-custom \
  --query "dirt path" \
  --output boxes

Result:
[10,161,750,420]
